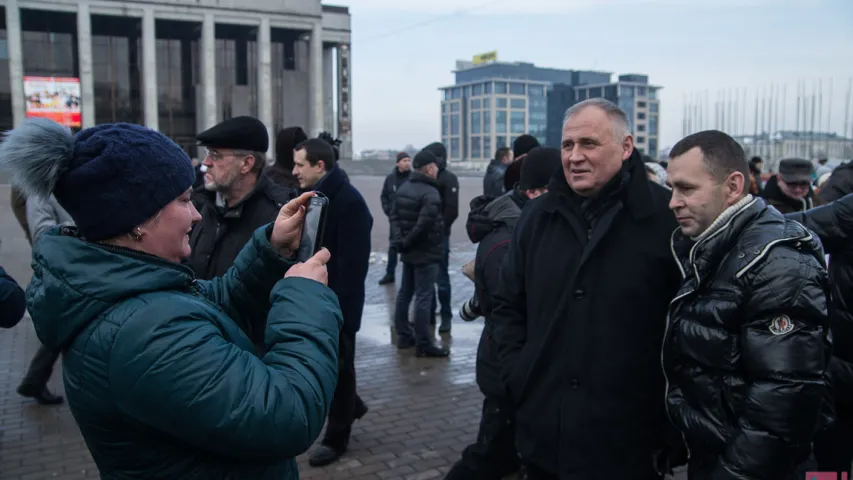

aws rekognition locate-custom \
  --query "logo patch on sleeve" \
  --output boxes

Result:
[769,315,795,335]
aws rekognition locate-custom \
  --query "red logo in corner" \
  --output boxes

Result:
[806,473,849,480]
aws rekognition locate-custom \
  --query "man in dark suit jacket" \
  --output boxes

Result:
[293,138,374,467]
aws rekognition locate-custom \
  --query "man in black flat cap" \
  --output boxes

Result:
[761,157,819,213]
[187,116,297,349]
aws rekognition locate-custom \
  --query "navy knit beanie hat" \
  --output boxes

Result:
[0,118,195,241]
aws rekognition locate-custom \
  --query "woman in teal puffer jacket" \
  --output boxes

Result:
[0,118,343,480]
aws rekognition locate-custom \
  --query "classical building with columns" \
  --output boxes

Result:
[0,0,352,159]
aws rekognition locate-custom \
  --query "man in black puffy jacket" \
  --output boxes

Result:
[447,147,560,480]
[423,142,458,333]
[390,150,449,357]
[665,130,832,480]
[787,194,853,477]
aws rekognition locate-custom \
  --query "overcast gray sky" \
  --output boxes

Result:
[342,0,853,155]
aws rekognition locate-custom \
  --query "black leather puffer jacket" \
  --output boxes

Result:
[788,193,853,404]
[390,172,444,265]
[663,196,833,480]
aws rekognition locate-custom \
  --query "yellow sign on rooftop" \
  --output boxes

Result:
[472,51,497,65]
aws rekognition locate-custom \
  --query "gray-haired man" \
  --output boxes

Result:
[490,98,685,479]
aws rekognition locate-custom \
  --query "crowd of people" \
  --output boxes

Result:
[0,96,851,480]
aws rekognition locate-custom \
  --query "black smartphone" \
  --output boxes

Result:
[296,195,329,263]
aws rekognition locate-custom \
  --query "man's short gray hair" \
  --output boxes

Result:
[234,150,267,174]
[563,98,632,140]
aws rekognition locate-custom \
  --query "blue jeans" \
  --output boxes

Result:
[395,262,439,347]
[386,231,398,276]
[432,235,452,319]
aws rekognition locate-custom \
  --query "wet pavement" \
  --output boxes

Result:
[0,180,686,479]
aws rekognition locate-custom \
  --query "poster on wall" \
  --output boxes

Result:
[23,76,82,128]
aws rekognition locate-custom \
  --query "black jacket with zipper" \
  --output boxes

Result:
[390,172,444,265]
[665,196,832,480]
[788,193,853,416]
[490,149,683,478]
[466,190,525,397]
[187,174,296,346]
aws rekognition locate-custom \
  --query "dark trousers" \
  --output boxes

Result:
[431,235,452,319]
[815,413,853,476]
[395,261,439,346]
[524,464,558,480]
[322,330,365,451]
[445,395,520,480]
[20,344,60,390]
[386,232,399,276]
[688,454,815,480]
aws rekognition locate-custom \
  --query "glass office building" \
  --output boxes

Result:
[440,62,662,162]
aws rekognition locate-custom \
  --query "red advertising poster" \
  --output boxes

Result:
[23,76,82,128]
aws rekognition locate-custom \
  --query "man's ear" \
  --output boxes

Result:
[240,155,255,175]
[622,135,635,161]
[318,160,326,172]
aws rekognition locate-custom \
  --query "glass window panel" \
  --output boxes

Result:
[451,114,460,135]
[496,98,507,108]
[471,111,481,134]
[509,82,525,95]
[496,135,507,149]
[483,82,492,94]
[510,111,525,134]
[472,136,481,159]
[494,82,507,94]
[472,84,483,96]
[510,98,526,109]
[450,137,460,159]
[496,110,507,133]
[483,110,491,134]
[471,99,481,109]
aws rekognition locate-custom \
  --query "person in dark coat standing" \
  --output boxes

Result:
[378,152,412,285]
[187,116,297,350]
[293,138,374,468]
[761,157,818,213]
[482,147,513,197]
[787,194,853,477]
[491,98,684,479]
[665,130,832,480]
[818,159,853,203]
[391,150,450,358]
[0,264,25,329]
[267,126,307,189]
[447,147,560,480]
[423,142,458,333]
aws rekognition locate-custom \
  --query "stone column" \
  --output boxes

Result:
[322,46,334,135]
[77,2,95,128]
[337,44,352,160]
[257,18,273,158]
[6,0,25,127]
[201,13,217,129]
[142,7,158,130]
[308,21,323,136]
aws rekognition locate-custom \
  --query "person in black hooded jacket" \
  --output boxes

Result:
[446,147,559,480]
[787,194,853,477]
[423,142,458,333]
[482,147,512,197]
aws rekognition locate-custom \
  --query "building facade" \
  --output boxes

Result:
[439,60,662,163]
[0,0,352,159]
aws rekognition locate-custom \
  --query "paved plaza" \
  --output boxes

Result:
[0,178,686,480]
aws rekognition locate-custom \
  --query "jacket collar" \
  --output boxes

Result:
[671,196,764,280]
[541,148,661,219]
[312,166,347,198]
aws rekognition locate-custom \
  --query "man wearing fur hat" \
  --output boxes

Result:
[188,116,296,349]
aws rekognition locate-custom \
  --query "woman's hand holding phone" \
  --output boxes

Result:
[285,248,331,285]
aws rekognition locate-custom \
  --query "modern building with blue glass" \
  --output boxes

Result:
[439,59,662,162]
